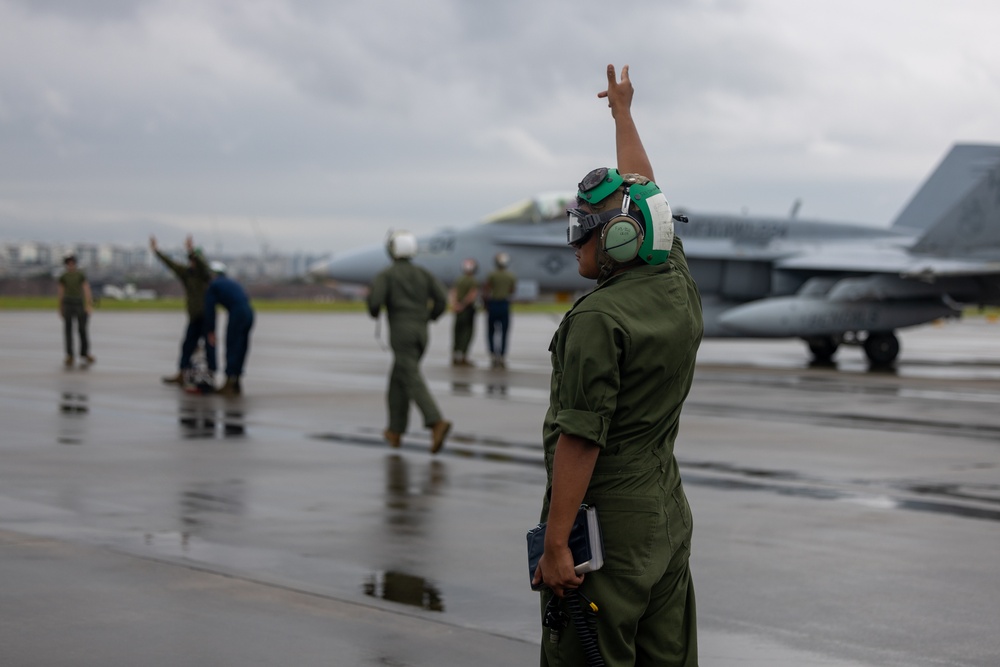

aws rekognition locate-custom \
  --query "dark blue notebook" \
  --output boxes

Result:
[527,505,604,591]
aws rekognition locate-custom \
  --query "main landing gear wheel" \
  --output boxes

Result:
[805,336,840,364]
[863,331,900,367]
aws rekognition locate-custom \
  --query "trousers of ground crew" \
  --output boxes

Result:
[61,299,90,359]
[539,480,698,666]
[453,307,475,357]
[387,324,442,434]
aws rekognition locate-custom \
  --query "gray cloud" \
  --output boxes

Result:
[1,0,999,254]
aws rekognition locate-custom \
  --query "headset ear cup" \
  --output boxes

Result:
[602,215,643,263]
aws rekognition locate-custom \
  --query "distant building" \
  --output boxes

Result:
[0,239,326,283]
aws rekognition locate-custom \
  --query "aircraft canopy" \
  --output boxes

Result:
[481,192,575,225]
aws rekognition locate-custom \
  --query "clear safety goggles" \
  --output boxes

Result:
[566,191,632,247]
[567,207,614,247]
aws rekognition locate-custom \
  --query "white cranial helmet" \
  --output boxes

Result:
[386,231,418,259]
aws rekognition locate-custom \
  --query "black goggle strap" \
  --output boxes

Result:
[567,208,617,244]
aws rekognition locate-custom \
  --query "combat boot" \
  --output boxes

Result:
[430,420,452,454]
[217,377,239,397]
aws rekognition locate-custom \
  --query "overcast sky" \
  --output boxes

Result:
[2,0,999,256]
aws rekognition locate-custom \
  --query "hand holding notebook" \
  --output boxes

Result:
[527,505,605,591]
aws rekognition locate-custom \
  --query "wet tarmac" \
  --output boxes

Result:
[1,310,999,666]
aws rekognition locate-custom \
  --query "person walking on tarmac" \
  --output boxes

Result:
[483,251,517,369]
[531,64,703,666]
[449,258,479,367]
[150,235,216,386]
[367,231,452,454]
[56,254,95,367]
[201,261,255,397]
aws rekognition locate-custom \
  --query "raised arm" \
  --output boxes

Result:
[598,64,654,182]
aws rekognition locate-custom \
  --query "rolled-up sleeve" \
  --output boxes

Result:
[551,311,624,447]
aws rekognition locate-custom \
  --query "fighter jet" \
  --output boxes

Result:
[310,144,1000,366]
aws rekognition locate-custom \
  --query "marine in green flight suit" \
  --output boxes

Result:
[483,253,518,369]
[57,254,95,367]
[532,65,704,667]
[367,231,453,454]
[150,234,216,384]
[449,258,479,366]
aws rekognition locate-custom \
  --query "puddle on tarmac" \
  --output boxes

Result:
[178,405,246,439]
[58,392,88,445]
[363,570,444,612]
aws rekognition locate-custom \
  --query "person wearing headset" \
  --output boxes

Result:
[531,65,704,666]
[367,231,452,453]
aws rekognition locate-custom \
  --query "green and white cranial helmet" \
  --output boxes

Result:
[567,167,675,266]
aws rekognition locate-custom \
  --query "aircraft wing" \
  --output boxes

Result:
[775,246,1000,279]
[679,238,801,261]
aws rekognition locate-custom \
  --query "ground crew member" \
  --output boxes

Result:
[483,251,517,369]
[531,64,703,666]
[449,258,479,366]
[367,231,452,454]
[57,254,94,367]
[150,235,216,385]
[201,260,255,396]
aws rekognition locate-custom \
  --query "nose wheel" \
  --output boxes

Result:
[805,336,840,364]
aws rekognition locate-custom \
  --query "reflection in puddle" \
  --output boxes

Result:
[178,405,246,439]
[59,392,88,414]
[58,392,88,444]
[144,531,192,552]
[683,462,1000,523]
[180,479,247,530]
[385,455,446,532]
[451,381,473,395]
[486,382,508,397]
[444,381,546,402]
[364,570,444,612]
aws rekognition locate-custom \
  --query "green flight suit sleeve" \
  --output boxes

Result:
[428,274,447,321]
[551,310,625,447]
[368,270,387,318]
[188,250,212,278]
[154,249,186,280]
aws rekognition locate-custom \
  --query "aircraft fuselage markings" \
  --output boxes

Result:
[800,308,881,331]
[682,219,789,242]
[426,235,456,254]
[541,254,567,275]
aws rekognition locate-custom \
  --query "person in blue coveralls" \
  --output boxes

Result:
[201,260,255,396]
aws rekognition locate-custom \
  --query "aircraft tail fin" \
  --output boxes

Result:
[909,151,1000,257]
[891,144,1000,232]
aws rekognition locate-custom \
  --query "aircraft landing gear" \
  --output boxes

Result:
[863,330,900,367]
[805,336,840,364]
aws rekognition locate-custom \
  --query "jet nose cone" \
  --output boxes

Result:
[308,247,389,285]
